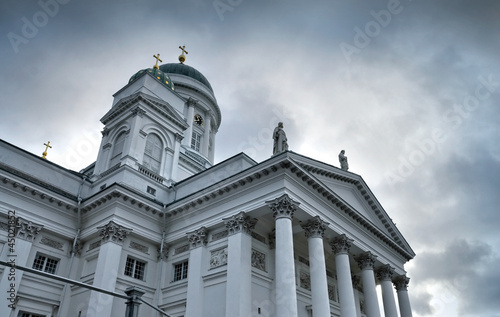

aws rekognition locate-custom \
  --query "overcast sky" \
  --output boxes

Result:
[1,0,499,316]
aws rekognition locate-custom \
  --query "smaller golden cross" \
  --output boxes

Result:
[178,45,188,64]
[42,141,52,160]
[153,53,162,69]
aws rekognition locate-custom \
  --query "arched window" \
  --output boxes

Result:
[143,133,163,173]
[109,132,126,167]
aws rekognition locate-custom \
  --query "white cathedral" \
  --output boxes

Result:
[0,50,415,317]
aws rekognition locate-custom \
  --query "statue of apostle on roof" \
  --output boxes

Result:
[273,122,289,155]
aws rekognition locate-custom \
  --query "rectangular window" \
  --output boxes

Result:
[18,312,45,317]
[124,256,146,280]
[173,260,188,281]
[190,132,201,152]
[32,254,58,274]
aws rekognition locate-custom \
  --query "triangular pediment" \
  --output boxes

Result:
[287,153,415,258]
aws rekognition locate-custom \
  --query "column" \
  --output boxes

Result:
[394,275,413,317]
[202,111,212,157]
[266,194,299,317]
[0,217,42,316]
[352,276,361,317]
[223,212,257,317]
[356,252,381,317]
[376,265,398,317]
[183,98,197,147]
[86,221,132,317]
[301,216,331,317]
[185,226,208,317]
[170,133,183,181]
[330,234,357,317]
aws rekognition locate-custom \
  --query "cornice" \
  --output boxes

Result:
[101,92,188,130]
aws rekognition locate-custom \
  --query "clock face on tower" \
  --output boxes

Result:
[194,114,204,127]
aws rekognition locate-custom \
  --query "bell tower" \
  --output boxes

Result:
[91,50,221,189]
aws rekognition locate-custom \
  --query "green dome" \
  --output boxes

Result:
[159,63,213,92]
[129,68,175,91]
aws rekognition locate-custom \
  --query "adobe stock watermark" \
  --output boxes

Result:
[7,0,71,54]
[213,0,244,22]
[384,74,500,187]
[340,0,410,64]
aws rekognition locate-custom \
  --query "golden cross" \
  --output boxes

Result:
[153,53,162,69]
[178,45,188,64]
[42,141,52,159]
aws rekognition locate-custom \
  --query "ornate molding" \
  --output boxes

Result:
[131,106,146,117]
[266,194,299,220]
[330,234,353,255]
[251,249,266,272]
[187,226,208,249]
[376,264,395,282]
[223,211,257,235]
[129,241,149,254]
[302,216,329,239]
[40,236,64,251]
[16,217,43,242]
[393,275,410,291]
[356,251,377,270]
[300,271,311,291]
[97,221,132,245]
[210,247,228,268]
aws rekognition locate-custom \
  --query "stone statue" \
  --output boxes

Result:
[273,122,289,155]
[339,150,348,171]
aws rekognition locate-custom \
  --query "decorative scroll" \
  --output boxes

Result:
[187,226,208,249]
[210,247,228,268]
[251,249,266,272]
[393,275,410,291]
[329,234,353,255]
[376,264,395,282]
[266,194,299,220]
[223,212,257,235]
[302,216,329,239]
[356,251,377,270]
[16,217,42,242]
[97,221,132,245]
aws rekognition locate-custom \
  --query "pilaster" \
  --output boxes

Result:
[185,226,208,317]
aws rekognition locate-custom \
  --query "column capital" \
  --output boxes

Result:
[266,193,299,220]
[223,211,257,235]
[187,226,208,249]
[302,216,329,239]
[356,251,377,270]
[330,234,353,255]
[15,217,43,242]
[376,264,395,282]
[97,221,132,245]
[393,275,410,291]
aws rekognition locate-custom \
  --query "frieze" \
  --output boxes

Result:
[300,271,311,291]
[209,247,228,269]
[40,236,64,251]
[88,240,101,251]
[251,232,266,244]
[174,244,190,255]
[251,249,266,272]
[129,241,149,254]
[16,217,43,242]
[211,230,228,242]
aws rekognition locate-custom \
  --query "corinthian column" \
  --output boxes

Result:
[376,265,398,317]
[393,275,413,317]
[266,194,299,317]
[330,234,357,317]
[185,226,208,317]
[356,252,381,317]
[302,216,331,317]
[223,212,257,317]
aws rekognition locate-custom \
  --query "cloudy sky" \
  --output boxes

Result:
[1,0,499,316]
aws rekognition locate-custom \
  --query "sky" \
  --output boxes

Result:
[1,0,499,316]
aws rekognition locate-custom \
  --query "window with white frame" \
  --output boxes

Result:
[143,133,163,173]
[109,132,126,167]
[32,253,59,274]
[124,256,146,280]
[18,312,45,317]
[173,260,188,281]
[190,131,201,152]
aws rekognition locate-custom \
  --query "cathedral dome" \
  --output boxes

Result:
[159,63,213,93]
[128,67,175,91]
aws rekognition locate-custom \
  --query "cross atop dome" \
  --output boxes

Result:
[178,45,188,64]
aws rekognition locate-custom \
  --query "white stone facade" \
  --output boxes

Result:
[0,61,415,317]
